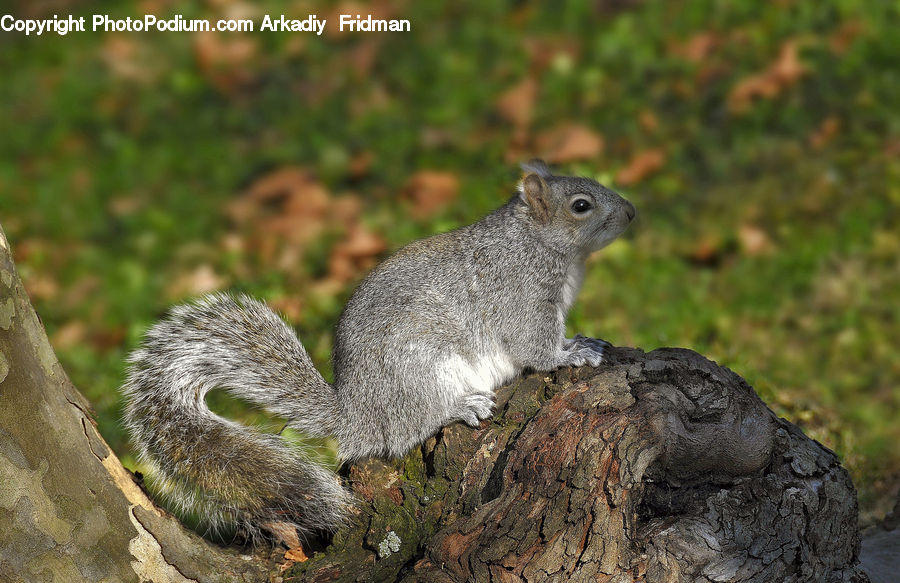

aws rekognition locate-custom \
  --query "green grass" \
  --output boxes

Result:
[1,0,898,523]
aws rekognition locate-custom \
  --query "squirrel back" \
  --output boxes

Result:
[121,160,634,542]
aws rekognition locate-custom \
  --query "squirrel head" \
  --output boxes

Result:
[518,159,636,255]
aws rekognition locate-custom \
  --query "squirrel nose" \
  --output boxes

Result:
[624,201,636,221]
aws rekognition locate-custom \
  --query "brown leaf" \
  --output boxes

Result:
[284,546,308,562]
[229,167,332,251]
[100,35,153,82]
[829,21,863,54]
[639,110,659,133]
[165,264,226,300]
[689,236,725,267]
[90,326,127,351]
[535,123,604,163]
[809,116,840,150]
[335,225,386,259]
[669,32,719,63]
[268,296,305,324]
[193,31,257,93]
[496,77,538,131]
[348,39,381,79]
[737,225,774,256]
[728,39,807,113]
[403,171,459,219]
[616,149,666,186]
[328,225,386,284]
[51,321,87,350]
[333,195,364,229]
[23,273,59,302]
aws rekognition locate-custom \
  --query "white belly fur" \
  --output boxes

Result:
[437,351,518,399]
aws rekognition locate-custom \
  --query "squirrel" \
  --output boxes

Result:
[121,159,635,542]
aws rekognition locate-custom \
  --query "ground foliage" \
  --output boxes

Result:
[0,0,898,522]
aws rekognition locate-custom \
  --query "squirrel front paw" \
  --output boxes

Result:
[454,394,495,427]
[559,335,610,368]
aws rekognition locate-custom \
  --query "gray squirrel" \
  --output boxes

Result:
[121,159,635,541]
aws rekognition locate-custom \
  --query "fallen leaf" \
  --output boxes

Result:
[335,224,386,258]
[348,39,381,79]
[738,224,774,256]
[496,77,538,131]
[51,321,87,350]
[638,110,659,133]
[535,123,604,163]
[62,275,100,310]
[809,116,840,150]
[284,546,308,562]
[615,149,666,186]
[229,166,332,251]
[91,326,128,351]
[100,35,153,82]
[333,195,363,229]
[670,32,719,63]
[829,21,863,54]
[689,236,725,267]
[403,171,459,219]
[268,296,304,324]
[728,39,807,113]
[328,224,386,283]
[243,166,313,204]
[166,264,226,300]
[23,273,59,301]
[193,31,257,93]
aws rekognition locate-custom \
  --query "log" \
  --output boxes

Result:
[287,349,869,583]
[0,222,870,582]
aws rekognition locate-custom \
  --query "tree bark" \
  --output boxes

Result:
[0,222,870,582]
[0,225,271,582]
[288,351,869,583]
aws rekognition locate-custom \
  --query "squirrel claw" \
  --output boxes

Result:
[565,334,611,351]
[560,335,608,368]
[456,394,494,427]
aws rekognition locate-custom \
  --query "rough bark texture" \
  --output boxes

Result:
[0,225,271,583]
[287,350,869,583]
[0,221,871,582]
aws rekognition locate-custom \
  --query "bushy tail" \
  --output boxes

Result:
[121,293,352,541]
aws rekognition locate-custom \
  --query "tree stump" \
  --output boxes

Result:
[288,349,869,583]
[0,223,870,582]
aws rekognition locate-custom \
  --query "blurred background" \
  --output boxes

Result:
[1,0,897,524]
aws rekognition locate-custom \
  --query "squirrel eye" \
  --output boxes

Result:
[571,198,592,214]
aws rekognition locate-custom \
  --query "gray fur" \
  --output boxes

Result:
[120,160,635,541]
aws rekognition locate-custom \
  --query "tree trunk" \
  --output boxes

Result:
[0,225,271,582]
[0,223,870,582]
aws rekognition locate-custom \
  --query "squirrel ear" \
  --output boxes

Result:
[522,173,552,223]
[521,158,553,179]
